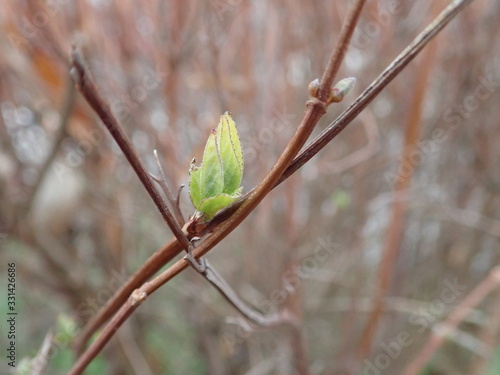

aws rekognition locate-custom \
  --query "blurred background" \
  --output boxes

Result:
[1,0,500,374]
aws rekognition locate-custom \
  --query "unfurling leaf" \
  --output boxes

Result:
[189,162,202,209]
[200,130,223,199]
[199,192,240,219]
[189,112,244,220]
[217,112,243,193]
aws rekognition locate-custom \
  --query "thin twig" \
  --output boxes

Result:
[152,149,185,225]
[23,78,76,214]
[73,237,183,354]
[68,1,365,372]
[469,289,500,374]
[70,47,191,254]
[175,184,185,214]
[191,257,290,327]
[184,239,288,327]
[30,330,55,375]
[73,0,471,355]
[401,267,500,375]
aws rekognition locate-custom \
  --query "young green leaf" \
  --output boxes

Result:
[189,112,244,220]
[217,112,243,194]
[200,129,224,199]
[199,193,239,219]
[189,163,202,209]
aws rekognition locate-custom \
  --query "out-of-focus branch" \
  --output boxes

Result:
[73,237,183,354]
[356,1,441,360]
[469,289,500,374]
[30,330,55,375]
[23,78,76,214]
[401,266,500,375]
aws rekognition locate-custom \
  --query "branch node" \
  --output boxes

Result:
[306,97,328,112]
[130,290,147,306]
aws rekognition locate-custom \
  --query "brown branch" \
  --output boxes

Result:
[401,267,500,375]
[70,47,191,254]
[68,1,366,372]
[469,288,500,374]
[23,77,76,214]
[72,0,473,355]
[194,258,291,327]
[316,0,365,103]
[152,149,185,225]
[73,237,182,354]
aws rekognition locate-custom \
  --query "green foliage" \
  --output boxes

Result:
[55,314,77,343]
[331,189,351,210]
[189,112,244,219]
[50,347,107,375]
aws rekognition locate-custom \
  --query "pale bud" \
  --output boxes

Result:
[308,78,320,98]
[330,77,356,103]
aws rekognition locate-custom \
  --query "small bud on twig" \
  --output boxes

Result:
[308,78,320,98]
[329,77,356,103]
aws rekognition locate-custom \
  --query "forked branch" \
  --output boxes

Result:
[72,0,473,360]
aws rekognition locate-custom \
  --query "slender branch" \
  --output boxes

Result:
[401,267,500,375]
[23,78,76,214]
[68,1,365,372]
[73,238,183,354]
[152,149,185,225]
[70,48,191,353]
[190,257,290,327]
[30,329,55,375]
[175,184,184,214]
[70,47,191,253]
[183,239,287,326]
[69,290,147,375]
[73,0,472,354]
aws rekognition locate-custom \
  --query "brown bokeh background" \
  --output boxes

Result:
[1,1,499,374]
